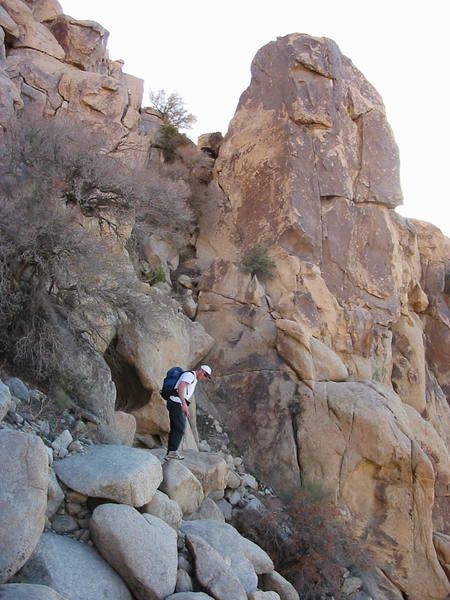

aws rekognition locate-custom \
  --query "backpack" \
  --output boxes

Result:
[161,367,193,401]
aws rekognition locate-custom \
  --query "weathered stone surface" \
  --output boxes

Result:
[262,570,299,600]
[46,16,108,72]
[166,594,213,600]
[187,497,225,522]
[14,533,132,600]
[90,504,177,600]
[0,380,12,421]
[182,520,273,592]
[141,489,183,530]
[159,459,204,515]
[0,4,20,37]
[226,469,242,489]
[132,391,170,435]
[2,0,65,59]
[392,312,426,412]
[175,569,192,593]
[5,376,30,401]
[176,450,227,495]
[248,592,280,600]
[142,233,179,272]
[197,131,223,158]
[434,532,450,578]
[192,32,450,600]
[116,293,214,396]
[113,411,136,446]
[186,534,247,600]
[46,469,64,519]
[54,444,162,507]
[297,381,450,600]
[310,338,348,381]
[0,583,68,600]
[0,430,48,583]
[23,0,62,22]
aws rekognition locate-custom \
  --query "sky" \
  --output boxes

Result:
[61,0,450,237]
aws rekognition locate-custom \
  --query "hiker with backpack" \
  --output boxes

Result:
[161,365,212,459]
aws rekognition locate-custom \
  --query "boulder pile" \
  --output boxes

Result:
[0,375,305,600]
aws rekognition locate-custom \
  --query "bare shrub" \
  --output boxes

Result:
[0,115,146,385]
[235,484,370,599]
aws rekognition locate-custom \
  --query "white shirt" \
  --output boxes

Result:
[170,371,197,404]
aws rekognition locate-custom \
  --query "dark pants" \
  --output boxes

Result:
[167,399,186,452]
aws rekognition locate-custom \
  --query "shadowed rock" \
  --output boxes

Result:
[0,430,48,583]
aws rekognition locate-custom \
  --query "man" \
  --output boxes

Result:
[166,364,212,459]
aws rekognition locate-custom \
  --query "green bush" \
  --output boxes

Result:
[156,123,190,161]
[144,265,166,286]
[240,244,275,279]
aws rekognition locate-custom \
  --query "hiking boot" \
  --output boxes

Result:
[166,450,185,460]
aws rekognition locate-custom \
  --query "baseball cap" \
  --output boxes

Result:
[200,365,212,378]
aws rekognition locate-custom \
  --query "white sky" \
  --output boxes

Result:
[61,0,450,237]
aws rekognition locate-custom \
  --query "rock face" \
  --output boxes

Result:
[195,34,450,599]
[0,430,48,583]
[1,4,450,597]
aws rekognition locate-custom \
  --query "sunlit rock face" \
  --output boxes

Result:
[196,34,450,599]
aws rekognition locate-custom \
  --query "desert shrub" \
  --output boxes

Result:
[155,122,190,161]
[144,265,166,286]
[235,484,369,599]
[240,244,275,279]
[0,115,147,384]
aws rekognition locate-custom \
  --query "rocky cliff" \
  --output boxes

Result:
[195,34,450,600]
[1,2,450,599]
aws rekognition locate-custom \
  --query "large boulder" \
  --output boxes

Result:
[13,533,132,600]
[0,380,12,421]
[181,520,273,592]
[152,449,227,496]
[116,292,214,395]
[159,459,204,515]
[0,430,48,583]
[262,571,299,600]
[113,411,136,446]
[46,15,109,73]
[185,534,247,600]
[22,0,62,22]
[90,504,177,600]
[54,444,162,507]
[2,0,65,59]
[141,490,183,530]
[296,381,450,600]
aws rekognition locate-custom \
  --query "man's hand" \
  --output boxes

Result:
[181,400,190,419]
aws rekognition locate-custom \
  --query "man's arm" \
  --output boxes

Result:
[177,381,190,418]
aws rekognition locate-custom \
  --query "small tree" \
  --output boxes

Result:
[240,244,275,279]
[149,89,196,130]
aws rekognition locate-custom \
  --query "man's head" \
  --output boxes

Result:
[196,364,212,380]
